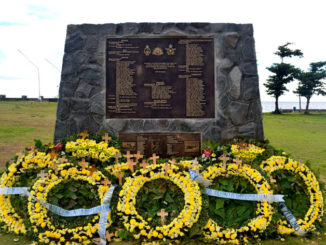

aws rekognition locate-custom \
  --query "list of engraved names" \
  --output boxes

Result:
[106,37,215,118]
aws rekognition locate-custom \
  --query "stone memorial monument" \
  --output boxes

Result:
[54,23,264,157]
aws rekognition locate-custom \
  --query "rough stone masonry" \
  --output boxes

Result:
[54,23,264,143]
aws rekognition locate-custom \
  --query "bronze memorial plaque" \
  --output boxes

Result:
[106,37,215,118]
[119,132,201,158]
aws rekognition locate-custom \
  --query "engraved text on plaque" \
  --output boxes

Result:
[119,132,201,158]
[106,37,215,119]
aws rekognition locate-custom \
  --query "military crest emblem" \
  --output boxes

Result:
[166,44,176,55]
[152,47,163,56]
[144,45,151,56]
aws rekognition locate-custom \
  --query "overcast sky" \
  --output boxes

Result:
[0,0,325,102]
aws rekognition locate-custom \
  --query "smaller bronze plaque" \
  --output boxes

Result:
[119,132,201,158]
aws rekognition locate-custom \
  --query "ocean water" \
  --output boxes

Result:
[261,101,326,112]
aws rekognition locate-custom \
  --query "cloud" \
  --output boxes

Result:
[0,75,22,80]
[0,21,25,26]
[26,4,59,20]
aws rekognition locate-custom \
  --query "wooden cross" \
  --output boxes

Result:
[233,156,242,167]
[58,156,68,163]
[105,231,115,242]
[101,178,112,186]
[80,130,89,139]
[88,165,98,173]
[219,154,230,169]
[237,142,249,150]
[269,176,277,183]
[114,152,121,164]
[134,151,143,161]
[16,152,23,159]
[149,153,160,164]
[102,133,112,144]
[127,159,137,173]
[116,172,124,185]
[78,158,89,170]
[125,151,134,161]
[168,158,176,165]
[191,158,199,166]
[37,170,48,180]
[140,160,149,170]
[50,162,59,175]
[93,238,101,243]
[50,149,57,160]
[219,154,229,164]
[163,163,171,176]
[157,209,168,226]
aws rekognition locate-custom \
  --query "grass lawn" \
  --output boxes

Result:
[0,101,325,244]
[0,101,57,169]
[263,112,326,178]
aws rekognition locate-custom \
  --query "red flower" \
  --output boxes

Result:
[203,149,212,157]
[54,143,63,151]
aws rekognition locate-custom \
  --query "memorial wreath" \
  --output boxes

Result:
[0,132,323,244]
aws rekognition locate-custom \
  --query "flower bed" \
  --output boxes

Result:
[0,133,323,244]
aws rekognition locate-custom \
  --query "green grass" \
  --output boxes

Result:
[264,112,326,178]
[0,101,57,168]
[0,233,31,245]
[0,125,34,139]
[0,102,326,244]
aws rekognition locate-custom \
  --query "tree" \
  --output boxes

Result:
[294,62,326,114]
[264,43,303,114]
[274,42,303,63]
[265,63,299,113]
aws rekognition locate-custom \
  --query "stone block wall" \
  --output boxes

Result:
[54,23,264,143]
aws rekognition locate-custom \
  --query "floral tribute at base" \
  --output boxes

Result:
[0,132,324,244]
